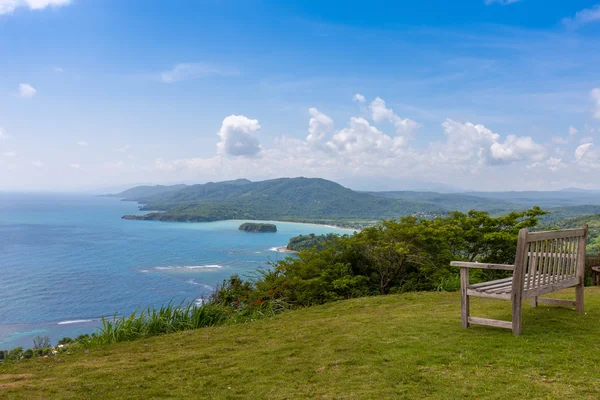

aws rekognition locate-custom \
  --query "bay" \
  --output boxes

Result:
[0,193,351,349]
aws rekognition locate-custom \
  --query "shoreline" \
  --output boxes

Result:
[272,246,297,254]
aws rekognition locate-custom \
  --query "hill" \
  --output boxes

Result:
[118,178,446,223]
[544,213,600,255]
[367,191,519,213]
[109,184,188,199]
[2,289,600,398]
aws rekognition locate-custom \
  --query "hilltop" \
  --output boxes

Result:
[118,178,446,223]
[113,178,600,226]
[2,289,600,399]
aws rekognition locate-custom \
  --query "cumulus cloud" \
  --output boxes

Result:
[3,151,16,157]
[160,63,238,83]
[490,135,546,164]
[563,5,600,30]
[574,142,600,169]
[116,145,130,153]
[569,126,579,136]
[154,97,551,188]
[484,0,521,5]
[32,160,45,168]
[306,108,333,148]
[77,141,88,147]
[69,163,80,169]
[369,97,420,137]
[0,128,9,140]
[216,115,262,157]
[18,83,37,98]
[353,93,366,103]
[327,117,408,157]
[591,88,600,119]
[433,119,545,167]
[0,0,70,14]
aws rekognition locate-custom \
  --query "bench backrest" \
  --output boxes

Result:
[512,225,588,298]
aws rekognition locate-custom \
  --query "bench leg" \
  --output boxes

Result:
[576,283,584,313]
[512,298,523,336]
[530,297,538,308]
[460,268,469,328]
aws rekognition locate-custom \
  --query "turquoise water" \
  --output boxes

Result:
[0,193,351,350]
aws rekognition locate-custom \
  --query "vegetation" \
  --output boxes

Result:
[545,213,600,255]
[286,233,339,251]
[238,222,277,232]
[3,289,600,398]
[119,178,447,222]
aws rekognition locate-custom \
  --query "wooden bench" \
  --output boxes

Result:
[450,225,588,335]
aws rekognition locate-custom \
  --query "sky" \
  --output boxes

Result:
[2,0,600,192]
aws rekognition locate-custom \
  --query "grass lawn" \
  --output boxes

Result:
[2,288,600,399]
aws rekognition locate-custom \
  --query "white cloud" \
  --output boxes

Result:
[563,5,600,30]
[3,151,16,157]
[154,97,550,189]
[160,63,238,83]
[546,157,565,172]
[53,66,64,73]
[327,117,408,157]
[484,0,521,5]
[369,97,420,137]
[574,142,600,169]
[32,160,45,168]
[490,135,546,164]
[353,93,366,103]
[306,108,334,148]
[0,128,9,140]
[18,83,37,98]
[77,141,88,147]
[69,163,80,169]
[116,145,130,153]
[569,126,578,136]
[0,0,71,14]
[591,88,600,119]
[216,115,262,157]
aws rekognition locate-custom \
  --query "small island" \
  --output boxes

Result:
[238,223,277,233]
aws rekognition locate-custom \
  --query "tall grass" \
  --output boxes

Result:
[92,302,227,345]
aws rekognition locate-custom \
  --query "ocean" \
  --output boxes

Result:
[0,193,351,350]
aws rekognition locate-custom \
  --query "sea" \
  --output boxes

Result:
[0,193,352,350]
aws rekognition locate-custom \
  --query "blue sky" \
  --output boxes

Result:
[1,0,600,191]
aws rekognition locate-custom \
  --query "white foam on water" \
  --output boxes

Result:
[155,265,223,271]
[57,319,94,325]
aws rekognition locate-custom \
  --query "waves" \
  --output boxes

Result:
[154,265,223,271]
[57,319,94,325]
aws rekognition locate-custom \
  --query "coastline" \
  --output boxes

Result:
[273,246,297,254]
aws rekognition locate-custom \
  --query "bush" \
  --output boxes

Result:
[33,335,51,350]
[22,349,34,359]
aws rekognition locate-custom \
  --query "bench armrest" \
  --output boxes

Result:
[450,261,514,271]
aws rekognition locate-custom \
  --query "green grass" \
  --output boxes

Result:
[3,289,600,399]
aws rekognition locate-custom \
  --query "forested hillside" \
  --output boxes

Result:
[119,178,446,223]
[546,214,600,255]
[114,178,600,225]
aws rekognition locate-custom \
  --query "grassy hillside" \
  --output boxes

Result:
[120,178,446,222]
[2,289,600,399]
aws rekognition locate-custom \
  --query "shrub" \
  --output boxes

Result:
[23,349,34,359]
[33,335,51,350]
